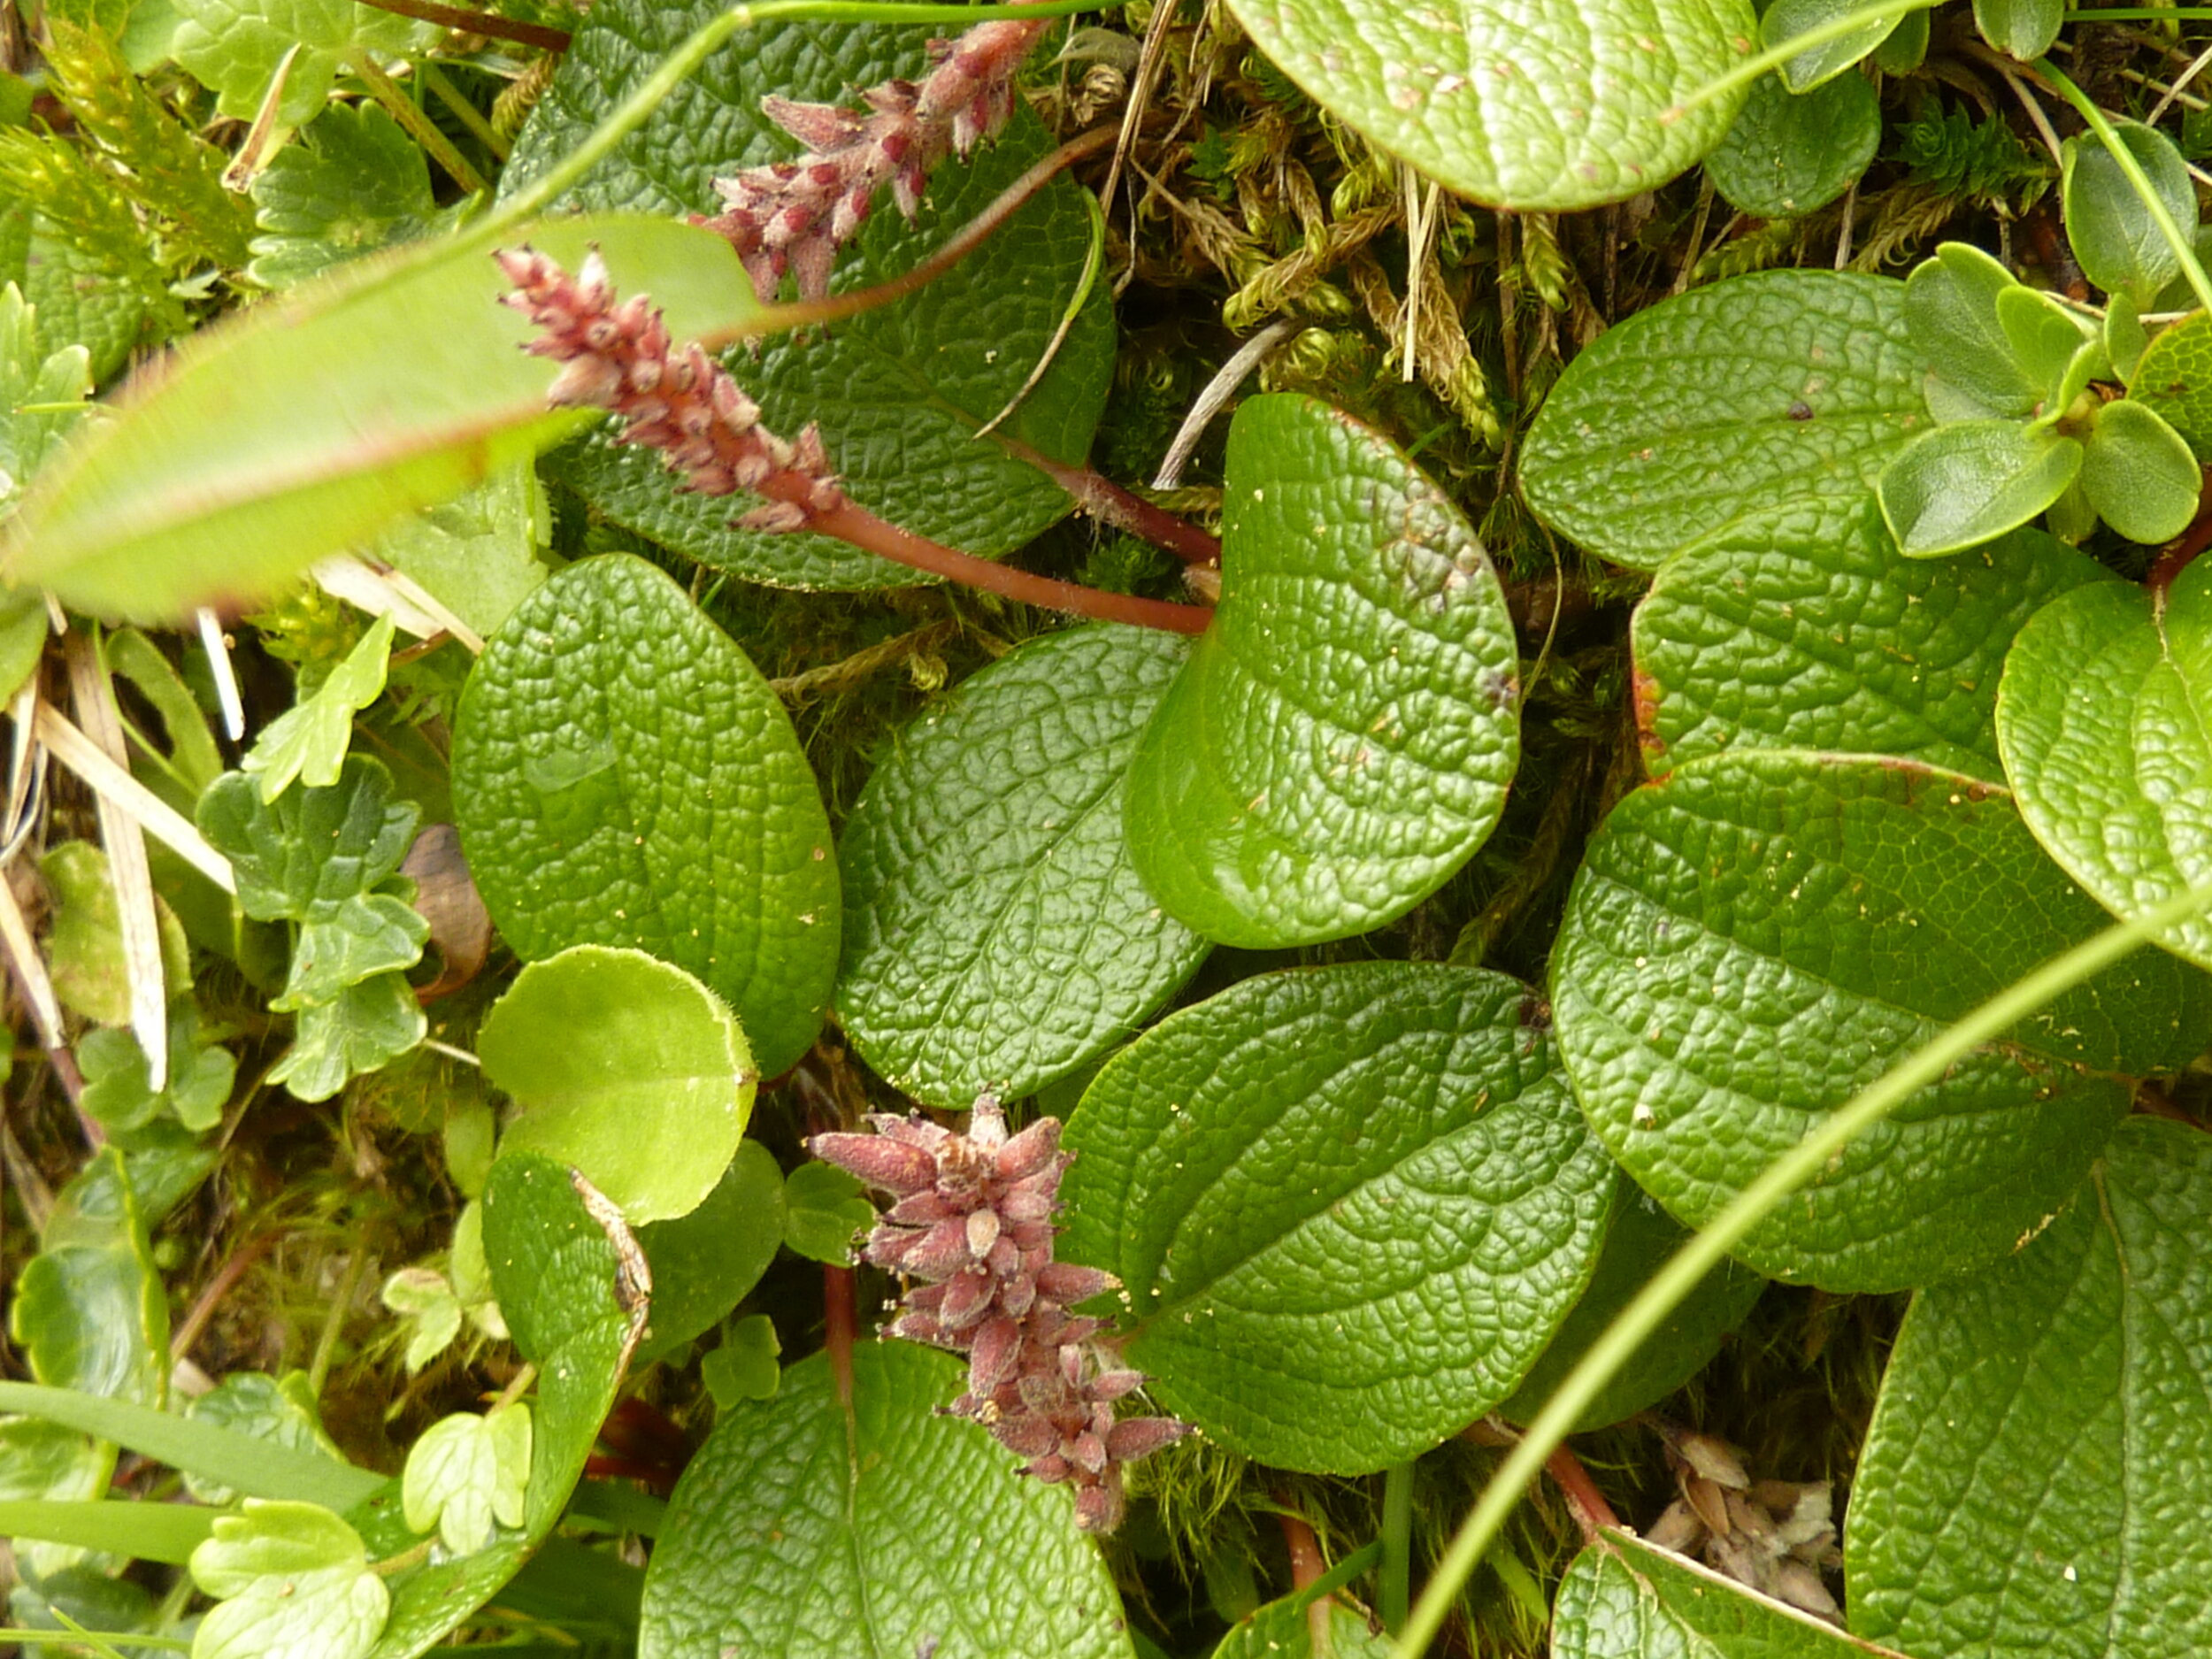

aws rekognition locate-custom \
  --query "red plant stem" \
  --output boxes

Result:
[809,499,1213,633]
[1004,442,1223,565]
[352,0,572,51]
[2147,469,2212,603]
[826,1263,858,1411]
[1279,1511,1333,1655]
[1545,1444,1619,1542]
[170,1230,280,1365]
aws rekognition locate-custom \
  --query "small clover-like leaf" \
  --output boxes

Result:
[242,614,394,803]
[188,1499,389,1659]
[480,946,755,1225]
[198,753,418,926]
[1878,419,2082,557]
[79,1008,237,1136]
[0,280,90,521]
[248,101,436,290]
[1522,270,1924,568]
[277,893,430,1010]
[837,625,1209,1108]
[186,1371,345,1508]
[1221,0,1755,211]
[173,0,428,127]
[780,1161,874,1266]
[274,972,425,1103]
[2079,398,2201,544]
[2063,119,2194,309]
[699,1315,780,1407]
[1705,68,1880,220]
[381,1265,464,1376]
[1126,395,1518,948]
[401,1405,532,1555]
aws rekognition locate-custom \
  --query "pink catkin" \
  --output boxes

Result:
[494,245,843,534]
[701,17,1048,303]
[809,1095,1191,1532]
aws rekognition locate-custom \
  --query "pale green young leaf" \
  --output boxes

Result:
[633,1141,783,1366]
[371,463,550,640]
[1877,419,2082,556]
[2062,119,2194,308]
[249,101,435,289]
[0,282,90,518]
[173,0,430,126]
[11,1148,168,1409]
[1219,0,1755,211]
[780,1161,872,1266]
[481,946,755,1225]
[2079,399,2201,543]
[273,972,424,1102]
[79,1008,237,1136]
[188,1500,388,1659]
[401,1405,531,1555]
[1555,1529,1906,1656]
[699,1316,780,1407]
[242,614,396,803]
[380,1266,464,1375]
[1994,285,2101,409]
[2106,291,2149,384]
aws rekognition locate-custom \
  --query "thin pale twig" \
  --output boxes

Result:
[35,704,235,895]
[196,610,246,742]
[1152,320,1294,489]
[65,632,169,1090]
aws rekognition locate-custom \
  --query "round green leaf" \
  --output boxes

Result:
[1997,555,2212,969]
[1705,68,1880,219]
[1557,1529,1902,1657]
[1847,1118,2212,1659]
[480,947,756,1225]
[1060,963,1613,1474]
[1632,497,2114,782]
[639,1345,1133,1659]
[1878,419,2082,557]
[2062,119,2193,308]
[1905,242,2042,422]
[1497,1179,1764,1434]
[632,1140,785,1366]
[507,0,1110,591]
[2134,309,2212,457]
[452,553,840,1078]
[1223,0,1755,212]
[188,1500,388,1659]
[1973,0,2061,59]
[1125,395,1518,948]
[2079,398,2202,545]
[1521,270,1924,569]
[1551,749,2212,1291]
[838,625,1210,1108]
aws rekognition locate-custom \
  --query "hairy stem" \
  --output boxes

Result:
[1543,1444,1618,1541]
[1000,439,1224,564]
